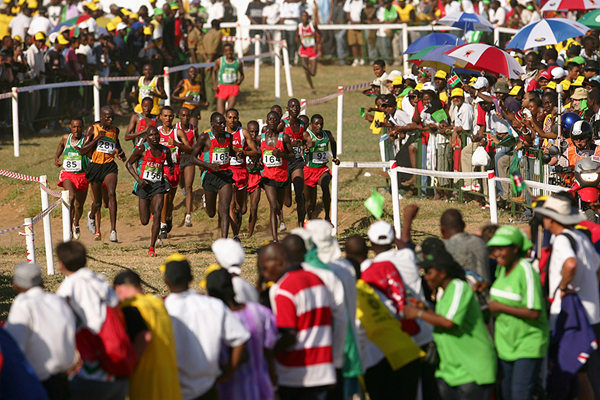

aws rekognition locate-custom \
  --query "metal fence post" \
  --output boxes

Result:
[282,40,294,97]
[62,190,71,242]
[164,66,171,106]
[254,35,260,89]
[337,87,344,155]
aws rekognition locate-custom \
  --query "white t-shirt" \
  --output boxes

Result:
[454,102,474,133]
[27,15,53,36]
[343,0,364,23]
[490,7,506,26]
[444,1,461,15]
[402,95,415,118]
[485,109,510,134]
[549,230,600,328]
[48,5,63,27]
[390,109,411,126]
[263,3,280,24]
[207,1,225,24]
[461,0,475,13]
[9,13,31,39]
[280,1,301,24]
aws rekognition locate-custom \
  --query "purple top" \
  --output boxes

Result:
[218,302,278,400]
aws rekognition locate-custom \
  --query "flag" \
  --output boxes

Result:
[364,190,385,219]
[448,71,461,88]
[511,170,527,196]
[431,109,449,123]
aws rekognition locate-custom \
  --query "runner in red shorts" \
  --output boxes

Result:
[55,118,89,240]
[246,120,262,238]
[158,106,192,239]
[297,11,321,94]
[303,114,340,222]
[212,42,244,115]
[226,108,258,242]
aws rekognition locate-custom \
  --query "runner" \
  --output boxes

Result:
[191,112,244,238]
[212,42,244,115]
[297,11,321,95]
[261,111,296,242]
[54,119,89,240]
[81,106,126,242]
[278,98,311,228]
[124,97,157,147]
[133,64,167,116]
[157,106,193,239]
[126,126,174,257]
[226,108,259,241]
[246,120,263,238]
[171,66,209,127]
[175,107,199,227]
[304,114,340,221]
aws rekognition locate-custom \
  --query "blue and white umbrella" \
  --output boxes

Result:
[437,12,494,32]
[403,32,466,55]
[505,18,590,49]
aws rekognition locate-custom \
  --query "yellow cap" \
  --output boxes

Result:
[572,75,585,87]
[56,34,69,45]
[560,79,571,91]
[415,82,424,91]
[106,22,116,31]
[129,12,138,20]
[543,81,557,90]
[87,3,99,11]
[13,35,22,43]
[27,0,37,8]
[509,85,522,96]
[468,76,477,85]
[111,16,121,24]
[18,0,25,5]
[120,8,131,16]
[392,76,403,86]
[143,26,152,35]
[34,31,45,41]
[434,70,447,80]
[3,0,10,4]
[159,252,188,274]
[199,264,222,289]
[450,88,464,97]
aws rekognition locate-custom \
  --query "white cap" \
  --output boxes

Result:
[211,238,245,275]
[422,82,438,93]
[368,221,395,245]
[75,45,88,55]
[78,21,89,30]
[551,67,566,79]
[116,22,128,31]
[387,70,402,82]
[403,73,417,82]
[472,77,489,90]
[48,32,58,44]
[474,92,491,103]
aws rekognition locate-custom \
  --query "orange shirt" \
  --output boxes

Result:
[90,124,118,164]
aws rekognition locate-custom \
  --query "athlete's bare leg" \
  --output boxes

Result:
[229,185,247,237]
[291,169,306,226]
[304,184,317,220]
[103,172,118,232]
[247,187,261,237]
[140,194,164,250]
[319,172,332,221]
[217,183,233,238]
[301,57,315,93]
[182,166,195,216]
[264,185,286,242]
[216,98,226,115]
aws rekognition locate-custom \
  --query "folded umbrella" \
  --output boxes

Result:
[437,12,494,32]
[504,18,590,49]
[445,43,525,79]
[403,32,466,55]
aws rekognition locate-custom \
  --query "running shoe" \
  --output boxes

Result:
[233,235,241,243]
[87,211,96,234]
[352,58,360,67]
[181,188,187,196]
[94,231,101,241]
[148,247,156,257]
[73,226,80,240]
[359,59,365,66]
[109,230,118,242]
[159,226,168,239]
[279,220,287,232]
[185,214,192,227]
[166,218,173,233]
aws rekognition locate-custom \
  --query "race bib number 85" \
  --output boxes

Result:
[63,159,82,172]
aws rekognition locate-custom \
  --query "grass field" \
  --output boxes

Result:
[0,63,513,318]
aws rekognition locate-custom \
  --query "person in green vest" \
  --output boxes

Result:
[404,247,497,399]
[212,42,244,115]
[486,226,549,400]
[303,114,340,222]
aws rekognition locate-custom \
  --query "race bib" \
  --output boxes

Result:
[142,168,163,182]
[222,72,237,84]
[246,155,254,165]
[140,88,152,99]
[230,155,244,166]
[169,147,178,164]
[97,139,116,154]
[293,146,303,158]
[212,147,229,164]
[263,150,282,167]
[313,149,329,164]
[302,35,315,48]
[187,91,201,105]
[63,158,82,172]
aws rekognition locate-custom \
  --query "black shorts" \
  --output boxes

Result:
[261,177,288,190]
[287,157,305,175]
[134,179,171,201]
[202,169,233,192]
[179,153,195,170]
[86,161,118,184]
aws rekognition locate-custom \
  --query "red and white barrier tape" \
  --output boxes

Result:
[40,184,64,199]
[0,92,11,100]
[0,222,27,236]
[343,82,373,92]
[306,92,343,106]
[221,35,285,44]
[0,169,40,182]
[32,198,62,226]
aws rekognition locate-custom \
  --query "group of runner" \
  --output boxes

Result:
[54,97,339,256]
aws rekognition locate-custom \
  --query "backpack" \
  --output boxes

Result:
[75,302,138,377]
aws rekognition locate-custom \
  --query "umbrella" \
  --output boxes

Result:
[437,12,494,32]
[578,9,600,29]
[542,0,600,11]
[50,14,91,35]
[408,45,462,72]
[504,18,590,49]
[445,43,525,79]
[403,32,466,55]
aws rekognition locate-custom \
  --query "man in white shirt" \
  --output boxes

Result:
[280,0,302,62]
[27,6,53,36]
[5,262,76,400]
[55,241,128,400]
[206,0,225,24]
[344,0,365,66]
[262,0,281,44]
[211,238,260,303]
[48,0,63,27]
[8,5,32,39]
[163,254,250,400]
[24,32,46,132]
[446,87,476,189]
[489,1,506,26]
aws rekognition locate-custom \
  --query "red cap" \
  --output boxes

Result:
[539,70,552,80]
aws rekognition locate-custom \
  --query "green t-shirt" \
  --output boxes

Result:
[490,259,550,362]
[434,279,497,387]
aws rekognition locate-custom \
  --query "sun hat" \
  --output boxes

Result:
[534,195,585,225]
[116,22,128,31]
[403,73,416,82]
[539,70,552,80]
[560,79,571,91]
[542,81,557,90]
[106,21,116,31]
[450,88,464,97]
[570,56,586,65]
[572,75,585,87]
[434,70,447,80]
[584,60,600,71]
[421,81,438,92]
[368,220,395,246]
[487,225,533,251]
[120,7,131,16]
[572,87,588,100]
[153,7,164,17]
[143,26,152,35]
[33,31,45,41]
[494,81,510,94]
[211,238,245,275]
[551,67,566,80]
[160,253,193,285]
[13,262,43,289]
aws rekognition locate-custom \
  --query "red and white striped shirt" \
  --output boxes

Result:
[270,265,337,387]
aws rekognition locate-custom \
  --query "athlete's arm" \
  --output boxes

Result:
[212,58,220,92]
[275,133,297,162]
[155,78,168,100]
[296,25,301,46]
[54,134,69,167]
[190,133,220,171]
[126,145,148,187]
[80,125,102,155]
[115,129,127,162]
[303,129,314,149]
[165,145,175,175]
[241,129,258,158]
[170,80,189,102]
[325,130,340,165]
[237,60,244,86]
[124,114,143,141]
[173,129,193,154]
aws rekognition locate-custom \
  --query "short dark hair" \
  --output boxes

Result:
[247,120,259,128]
[566,62,580,71]
[161,105,174,114]
[542,91,558,104]
[588,89,600,104]
[311,113,323,123]
[56,241,87,272]
[582,36,595,46]
[271,104,282,113]
[142,96,153,104]
[226,107,239,116]
[373,59,386,68]
[113,269,142,287]
[211,112,224,122]
[440,209,466,233]
[223,42,234,50]
[529,96,542,108]
[211,19,220,29]
[544,48,558,60]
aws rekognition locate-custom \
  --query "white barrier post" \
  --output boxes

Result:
[93,75,101,122]
[402,24,409,74]
[337,86,344,155]
[331,163,339,236]
[389,162,401,235]
[275,46,281,105]
[236,24,244,59]
[282,41,294,97]
[254,35,260,89]
[61,190,71,242]
[39,175,55,275]
[494,29,500,46]
[164,66,171,106]
[24,218,35,264]
[300,99,306,115]
[487,170,498,224]
[12,87,19,157]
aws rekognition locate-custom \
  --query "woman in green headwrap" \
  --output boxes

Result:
[487,225,549,400]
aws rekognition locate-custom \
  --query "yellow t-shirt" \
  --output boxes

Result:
[370,111,386,134]
[556,38,580,53]
[439,91,448,105]
[121,294,182,400]
[0,14,13,39]
[396,4,414,22]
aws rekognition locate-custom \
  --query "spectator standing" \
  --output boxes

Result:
[246,0,266,54]
[211,238,260,303]
[280,0,302,64]
[25,31,45,130]
[263,0,281,46]
[5,262,76,400]
[375,0,398,64]
[489,1,506,26]
[362,1,379,62]
[47,0,62,28]
[9,5,32,40]
[162,253,251,400]
[207,0,225,24]
[394,0,415,61]
[112,270,182,400]
[55,241,129,400]
[203,19,223,109]
[344,0,364,67]
[331,0,347,66]
[0,3,13,39]
[27,7,52,37]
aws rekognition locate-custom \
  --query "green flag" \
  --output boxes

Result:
[431,108,449,123]
[364,190,385,219]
